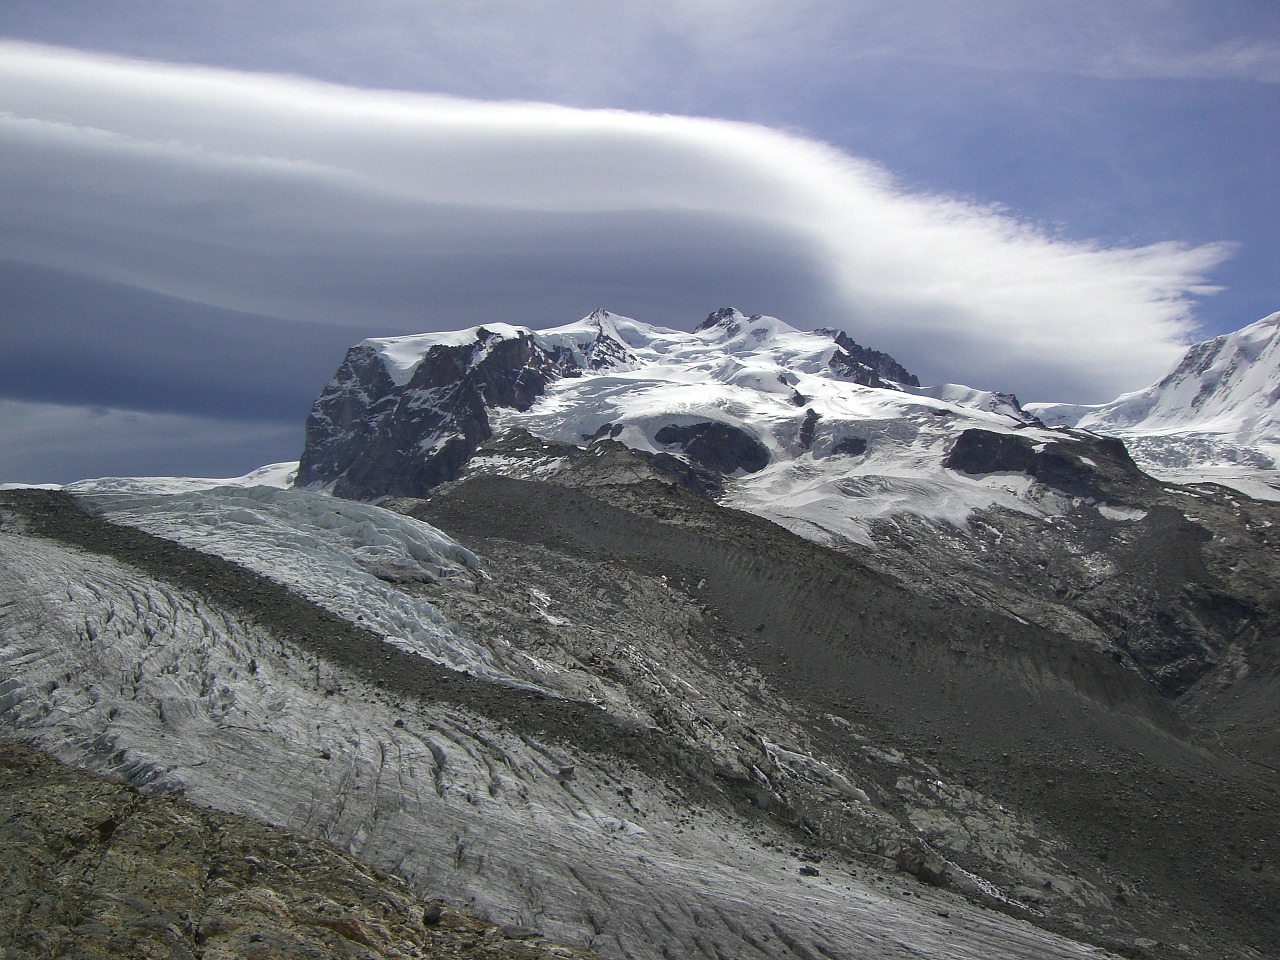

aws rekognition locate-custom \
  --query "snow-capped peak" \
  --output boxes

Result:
[299,307,1102,545]
[1032,311,1280,437]
[693,305,748,334]
[1134,311,1280,430]
[693,308,809,353]
[363,323,531,386]
[1026,311,1280,496]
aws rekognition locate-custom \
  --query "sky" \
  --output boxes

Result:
[2,1,1278,484]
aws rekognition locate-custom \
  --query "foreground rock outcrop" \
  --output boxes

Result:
[0,738,599,960]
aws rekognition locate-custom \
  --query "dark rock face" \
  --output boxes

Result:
[830,436,869,458]
[655,422,770,475]
[814,328,920,388]
[944,429,1149,502]
[693,306,743,334]
[943,430,1038,476]
[896,427,1280,705]
[296,327,623,500]
[798,408,820,449]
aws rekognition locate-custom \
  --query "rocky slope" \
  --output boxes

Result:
[1,488,1139,960]
[0,737,602,960]
[402,466,1280,956]
[298,304,1280,751]
[3,471,1278,959]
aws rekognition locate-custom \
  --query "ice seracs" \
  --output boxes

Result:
[78,485,509,680]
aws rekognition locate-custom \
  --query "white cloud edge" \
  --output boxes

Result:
[0,40,1236,404]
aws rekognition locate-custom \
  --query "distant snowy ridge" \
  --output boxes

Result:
[3,462,300,495]
[1027,312,1280,498]
[66,461,299,496]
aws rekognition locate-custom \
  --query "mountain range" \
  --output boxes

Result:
[2,307,1279,960]
[298,305,1280,532]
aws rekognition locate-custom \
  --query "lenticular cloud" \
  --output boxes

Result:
[0,41,1230,402]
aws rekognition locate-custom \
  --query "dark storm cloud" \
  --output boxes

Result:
[0,39,1244,481]
[0,210,833,421]
[1,42,1228,397]
[0,399,302,484]
[0,261,365,421]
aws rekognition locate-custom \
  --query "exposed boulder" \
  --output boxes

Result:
[892,847,949,888]
[799,408,820,450]
[655,421,770,475]
[944,429,1151,503]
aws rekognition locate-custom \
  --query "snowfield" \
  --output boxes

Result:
[467,309,1079,546]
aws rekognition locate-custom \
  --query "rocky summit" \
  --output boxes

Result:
[295,308,943,503]
[3,306,1280,960]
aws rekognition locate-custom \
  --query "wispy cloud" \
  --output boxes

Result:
[3,3,1278,105]
[1094,36,1280,83]
[816,2,1280,84]
[0,41,1230,412]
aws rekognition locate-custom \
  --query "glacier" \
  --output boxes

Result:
[0,488,1127,960]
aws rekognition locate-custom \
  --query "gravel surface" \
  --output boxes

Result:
[407,474,1280,959]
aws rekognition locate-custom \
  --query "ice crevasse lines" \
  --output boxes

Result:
[77,485,515,683]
